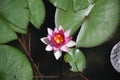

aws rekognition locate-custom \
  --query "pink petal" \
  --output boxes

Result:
[60,45,70,52]
[58,25,63,30]
[65,36,72,43]
[40,37,50,44]
[54,27,59,33]
[53,46,59,51]
[47,28,53,35]
[48,35,52,41]
[59,30,64,35]
[65,29,71,37]
[66,40,76,47]
[54,50,62,60]
[45,45,53,51]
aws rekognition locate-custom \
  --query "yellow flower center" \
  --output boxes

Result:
[54,33,64,44]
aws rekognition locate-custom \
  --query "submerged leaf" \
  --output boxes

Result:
[0,45,33,80]
[64,48,86,72]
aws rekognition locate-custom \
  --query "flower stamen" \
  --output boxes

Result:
[54,33,64,44]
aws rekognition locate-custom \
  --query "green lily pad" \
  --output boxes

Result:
[76,0,120,47]
[0,0,29,43]
[55,0,87,35]
[88,0,96,4]
[0,0,29,32]
[28,0,45,29]
[0,17,17,44]
[10,23,27,34]
[73,0,89,11]
[64,48,86,72]
[49,0,69,11]
[0,45,33,80]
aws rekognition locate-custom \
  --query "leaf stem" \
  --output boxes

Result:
[18,39,29,56]
[18,30,62,80]
[79,72,88,80]
[33,75,59,78]
[18,35,43,80]
[27,30,31,54]
[75,62,88,80]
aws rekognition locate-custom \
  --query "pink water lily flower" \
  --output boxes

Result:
[40,25,76,60]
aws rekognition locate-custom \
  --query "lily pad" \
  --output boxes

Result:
[55,0,87,35]
[0,0,29,31]
[28,0,45,29]
[76,0,120,47]
[0,17,17,44]
[73,0,89,11]
[0,0,29,43]
[88,0,96,4]
[49,0,69,11]
[10,23,27,34]
[64,48,86,72]
[0,45,33,80]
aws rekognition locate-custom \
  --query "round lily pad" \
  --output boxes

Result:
[76,0,120,47]
[64,48,86,72]
[28,0,45,29]
[0,45,33,80]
